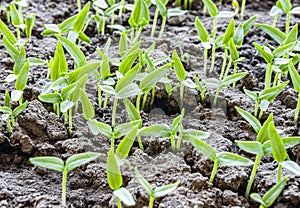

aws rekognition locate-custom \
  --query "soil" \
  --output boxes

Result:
[0,0,300,207]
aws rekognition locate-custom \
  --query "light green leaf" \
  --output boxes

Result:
[288,61,300,92]
[258,81,289,101]
[256,24,286,44]
[221,72,248,87]
[235,106,261,133]
[263,176,288,207]
[253,42,273,64]
[60,100,75,113]
[269,121,286,163]
[250,193,267,207]
[107,150,123,191]
[68,61,101,84]
[113,188,136,206]
[12,101,28,117]
[195,17,209,43]
[66,152,100,172]
[138,124,171,137]
[0,19,17,44]
[73,2,90,33]
[116,126,138,159]
[153,181,180,198]
[236,141,264,155]
[30,156,64,172]
[223,18,235,46]
[80,89,95,120]
[123,98,141,122]
[87,119,112,137]
[217,152,254,166]
[189,136,216,161]
[15,61,30,91]
[134,166,154,197]
[202,0,218,17]
[38,93,62,104]
[172,50,186,82]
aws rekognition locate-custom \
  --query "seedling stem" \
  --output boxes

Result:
[241,0,246,19]
[245,155,261,199]
[151,9,159,37]
[295,93,300,122]
[158,16,167,38]
[277,163,282,183]
[209,160,218,183]
[112,98,118,127]
[62,169,67,207]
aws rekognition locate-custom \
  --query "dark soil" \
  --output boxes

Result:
[0,0,300,207]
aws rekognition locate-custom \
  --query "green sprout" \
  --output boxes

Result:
[243,81,288,119]
[187,135,253,183]
[232,0,239,16]
[195,75,207,104]
[25,13,35,41]
[241,0,247,19]
[134,166,180,208]
[151,0,187,38]
[30,152,100,208]
[0,91,28,135]
[172,50,196,109]
[250,176,288,208]
[287,60,300,122]
[107,150,136,208]
[205,72,248,107]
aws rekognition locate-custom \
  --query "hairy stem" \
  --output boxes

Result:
[101,16,106,35]
[176,134,183,152]
[103,92,109,109]
[136,94,142,112]
[112,98,118,127]
[62,169,67,208]
[7,119,12,136]
[209,160,218,183]
[294,93,300,123]
[151,9,159,37]
[219,48,228,80]
[158,16,167,38]
[245,155,261,199]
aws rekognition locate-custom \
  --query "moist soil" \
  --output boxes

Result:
[0,0,300,207]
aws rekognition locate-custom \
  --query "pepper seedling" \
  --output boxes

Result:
[187,135,253,183]
[30,152,100,208]
[107,150,136,208]
[250,176,288,208]
[151,0,187,38]
[205,72,248,107]
[243,81,288,119]
[134,166,180,208]
[0,91,28,135]
[287,60,300,122]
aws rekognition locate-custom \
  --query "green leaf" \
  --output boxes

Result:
[123,98,142,122]
[281,137,300,149]
[155,0,167,17]
[167,9,187,17]
[279,0,292,13]
[217,152,254,166]
[243,15,257,36]
[116,83,142,99]
[4,91,11,108]
[80,89,95,120]
[114,120,141,138]
[281,161,300,176]
[104,3,123,16]
[256,24,286,44]
[153,181,180,199]
[0,19,17,44]
[30,156,64,172]
[119,49,140,74]
[244,88,257,101]
[257,113,273,143]
[195,17,209,43]
[236,141,264,155]
[115,65,140,92]
[10,3,21,26]
[15,61,30,91]
[0,106,13,115]
[253,42,273,64]
[283,25,298,45]
[107,150,123,191]
[13,47,27,75]
[61,83,77,100]
[73,2,90,33]
[56,35,86,67]
[223,18,235,46]
[258,81,289,101]
[100,85,116,95]
[221,72,248,87]
[68,61,101,84]
[87,119,112,137]
[171,114,182,135]
[51,41,68,81]
[262,176,288,207]
[234,23,244,46]
[38,93,62,104]
[60,100,75,113]
[119,31,128,56]
[66,152,100,172]
[229,38,239,61]
[3,37,19,61]
[235,106,261,133]
[189,136,217,161]
[116,126,138,159]
[134,166,154,197]
[59,14,78,33]
[202,0,218,17]
[11,90,23,102]
[140,63,170,92]
[273,42,296,58]
[250,193,267,207]
[12,101,28,117]
[172,50,186,82]
[270,6,283,16]
[113,188,136,206]
[269,121,286,163]
[288,61,300,92]
[25,13,36,38]
[181,129,211,141]
[291,6,300,14]
[138,124,171,137]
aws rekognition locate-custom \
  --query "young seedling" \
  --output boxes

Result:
[107,150,136,208]
[206,72,248,107]
[0,91,28,135]
[243,81,288,119]
[151,0,187,38]
[287,60,300,122]
[128,0,149,43]
[30,152,100,208]
[25,13,35,41]
[187,135,253,183]
[134,166,180,208]
[195,75,207,104]
[172,50,196,109]
[250,176,288,208]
